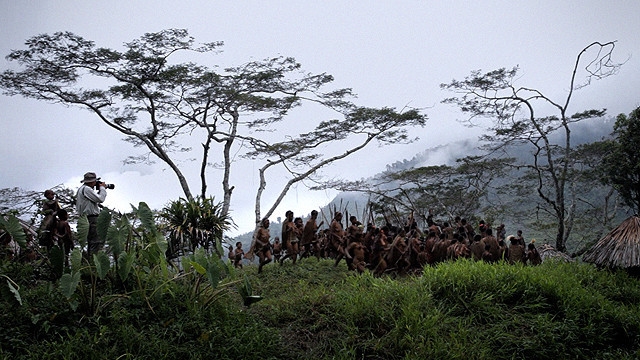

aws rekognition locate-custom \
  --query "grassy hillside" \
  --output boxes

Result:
[2,258,640,359]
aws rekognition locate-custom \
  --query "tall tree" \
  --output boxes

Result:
[244,106,427,227]
[440,41,622,252]
[599,106,640,214]
[0,29,362,219]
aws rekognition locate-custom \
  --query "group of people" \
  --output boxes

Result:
[11,172,544,278]
[33,172,108,263]
[37,189,73,264]
[248,209,543,275]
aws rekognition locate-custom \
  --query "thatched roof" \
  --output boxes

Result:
[582,216,640,268]
[538,244,573,262]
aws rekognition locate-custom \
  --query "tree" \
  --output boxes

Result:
[441,41,622,252]
[1,29,426,232]
[245,106,427,227]
[599,106,640,214]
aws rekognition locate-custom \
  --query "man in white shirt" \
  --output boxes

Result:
[76,172,107,256]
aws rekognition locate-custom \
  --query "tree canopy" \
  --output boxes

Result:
[1,29,427,226]
[600,106,640,214]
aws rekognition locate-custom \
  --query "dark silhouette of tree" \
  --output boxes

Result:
[599,106,640,214]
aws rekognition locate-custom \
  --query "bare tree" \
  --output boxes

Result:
[441,41,623,251]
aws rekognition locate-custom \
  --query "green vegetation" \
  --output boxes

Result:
[3,257,640,359]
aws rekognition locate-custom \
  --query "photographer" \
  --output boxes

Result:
[76,172,109,256]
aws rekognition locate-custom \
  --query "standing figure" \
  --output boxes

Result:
[526,241,542,266]
[507,236,526,264]
[76,172,108,257]
[38,189,61,248]
[272,237,282,263]
[53,208,73,267]
[515,230,526,247]
[330,212,350,267]
[346,232,367,273]
[279,210,298,265]
[481,228,500,262]
[301,210,324,260]
[228,244,235,263]
[233,241,244,268]
[255,218,273,273]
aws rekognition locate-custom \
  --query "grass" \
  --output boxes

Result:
[2,257,640,359]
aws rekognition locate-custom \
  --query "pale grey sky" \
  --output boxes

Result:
[1,1,639,234]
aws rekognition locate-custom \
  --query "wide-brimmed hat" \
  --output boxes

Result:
[81,172,100,183]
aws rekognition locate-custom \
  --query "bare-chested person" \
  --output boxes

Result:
[507,235,526,264]
[441,222,454,240]
[408,231,424,269]
[346,232,367,273]
[362,223,376,259]
[233,241,244,268]
[422,230,438,265]
[481,228,500,262]
[481,243,494,263]
[515,230,526,247]
[370,225,389,275]
[386,229,410,273]
[346,215,363,244]
[228,244,235,264]
[448,234,470,261]
[526,242,542,266]
[255,218,273,273]
[279,210,298,265]
[330,212,351,267]
[272,237,282,262]
[301,210,324,260]
[469,234,484,261]
[431,233,452,264]
[461,218,475,240]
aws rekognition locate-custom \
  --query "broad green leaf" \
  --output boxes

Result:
[117,251,135,282]
[181,256,192,272]
[93,251,111,280]
[96,209,112,244]
[190,261,206,275]
[107,215,130,257]
[206,262,220,289]
[0,215,27,248]
[59,272,81,299]
[154,233,168,257]
[76,215,89,247]
[70,248,83,272]
[137,202,157,234]
[193,248,207,269]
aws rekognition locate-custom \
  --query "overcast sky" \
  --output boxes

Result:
[1,1,639,234]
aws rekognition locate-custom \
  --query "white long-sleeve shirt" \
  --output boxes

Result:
[76,184,107,216]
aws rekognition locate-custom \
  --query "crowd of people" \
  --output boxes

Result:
[5,173,544,278]
[243,209,543,275]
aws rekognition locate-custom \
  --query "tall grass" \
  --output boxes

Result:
[244,258,640,359]
[3,257,640,359]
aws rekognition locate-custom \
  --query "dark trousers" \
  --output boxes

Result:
[87,215,103,257]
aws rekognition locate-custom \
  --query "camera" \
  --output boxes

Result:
[96,181,115,190]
